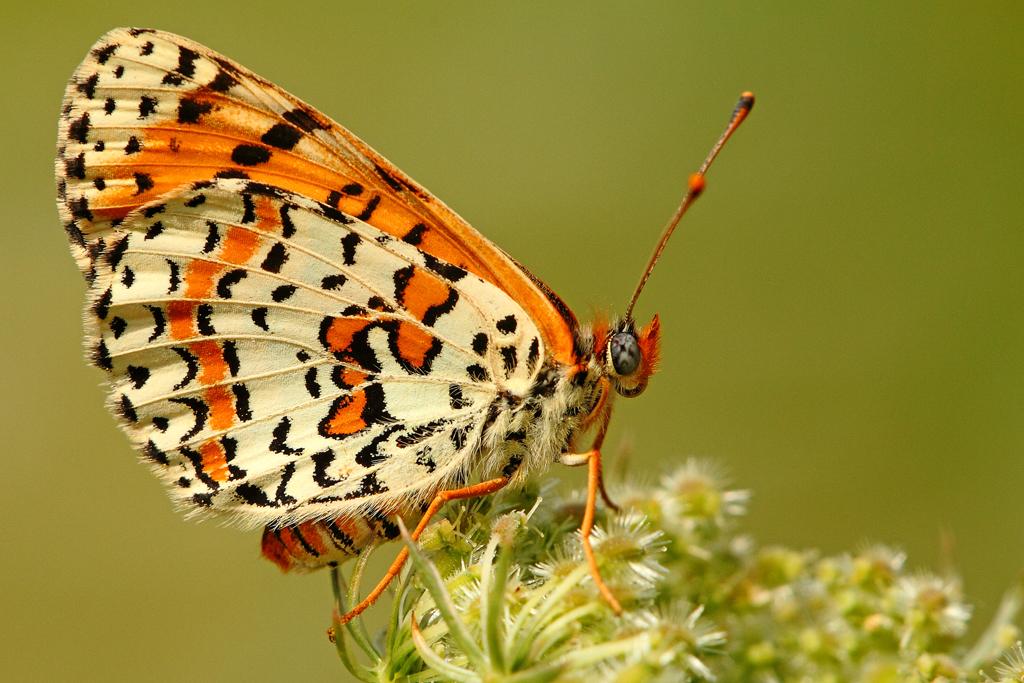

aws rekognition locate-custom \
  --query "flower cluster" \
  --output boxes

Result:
[330,459,1022,682]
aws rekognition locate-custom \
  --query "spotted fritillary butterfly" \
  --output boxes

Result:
[56,28,752,618]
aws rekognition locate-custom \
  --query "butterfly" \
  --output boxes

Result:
[56,28,752,620]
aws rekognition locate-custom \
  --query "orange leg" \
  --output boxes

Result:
[596,458,619,512]
[337,476,509,624]
[579,448,623,614]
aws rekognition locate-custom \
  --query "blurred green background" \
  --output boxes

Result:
[2,1,1021,681]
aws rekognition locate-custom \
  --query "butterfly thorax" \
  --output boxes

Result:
[475,325,612,487]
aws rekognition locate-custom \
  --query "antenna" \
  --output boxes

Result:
[624,92,755,321]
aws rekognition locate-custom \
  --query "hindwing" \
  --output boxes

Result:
[89,179,543,526]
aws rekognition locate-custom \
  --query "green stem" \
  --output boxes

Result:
[398,517,489,672]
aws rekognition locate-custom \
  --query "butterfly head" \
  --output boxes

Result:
[603,315,661,398]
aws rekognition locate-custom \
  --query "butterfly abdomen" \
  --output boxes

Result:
[261,507,423,572]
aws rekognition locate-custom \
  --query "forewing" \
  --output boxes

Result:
[91,179,544,526]
[57,27,576,363]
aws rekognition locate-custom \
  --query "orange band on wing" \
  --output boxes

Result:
[198,439,230,483]
[321,390,368,437]
[191,340,228,384]
[168,301,196,340]
[204,385,236,431]
[394,322,436,370]
[183,259,224,299]
[219,226,261,265]
[322,318,371,355]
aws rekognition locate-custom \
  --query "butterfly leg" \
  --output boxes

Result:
[338,476,510,624]
[558,448,624,614]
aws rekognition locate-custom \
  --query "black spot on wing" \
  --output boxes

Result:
[68,112,90,143]
[282,107,327,133]
[496,315,518,334]
[526,337,540,374]
[145,305,165,341]
[107,236,129,270]
[231,384,252,421]
[167,260,180,293]
[356,196,381,222]
[69,196,92,221]
[208,69,237,92]
[341,232,360,266]
[138,95,157,119]
[217,269,246,298]
[142,440,168,465]
[223,341,240,377]
[393,265,414,304]
[197,304,215,336]
[170,397,209,442]
[92,339,112,370]
[466,364,489,383]
[305,367,320,398]
[174,46,199,79]
[124,135,141,155]
[402,223,428,245]
[311,449,341,488]
[471,333,488,356]
[240,194,256,224]
[109,316,128,338]
[78,73,99,99]
[66,153,85,179]
[185,193,206,208]
[144,220,164,240]
[126,365,150,389]
[321,274,346,290]
[423,253,467,282]
[354,425,402,468]
[92,43,117,64]
[251,307,269,331]
[271,285,297,302]
[177,97,212,124]
[134,172,154,195]
[202,221,220,253]
[261,242,289,273]
[261,123,303,150]
[171,346,199,390]
[450,424,471,452]
[269,417,304,455]
[396,419,450,448]
[373,163,404,192]
[341,471,389,499]
[449,384,470,409]
[93,287,112,320]
[231,144,272,166]
[280,204,296,238]
[116,393,138,423]
[367,296,394,313]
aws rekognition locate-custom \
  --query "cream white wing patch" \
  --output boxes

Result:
[89,179,544,526]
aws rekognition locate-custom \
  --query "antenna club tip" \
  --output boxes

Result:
[740,92,755,111]
[688,173,706,196]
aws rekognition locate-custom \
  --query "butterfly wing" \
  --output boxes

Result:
[87,178,544,527]
[57,27,577,365]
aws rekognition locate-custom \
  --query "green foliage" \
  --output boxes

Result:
[331,459,1023,682]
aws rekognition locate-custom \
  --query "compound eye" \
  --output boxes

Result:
[609,332,641,376]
